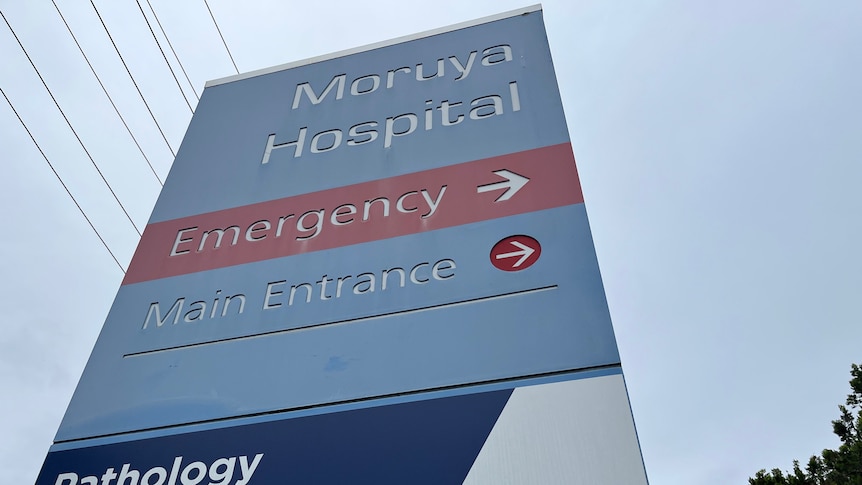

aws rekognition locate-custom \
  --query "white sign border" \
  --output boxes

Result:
[205,4,542,88]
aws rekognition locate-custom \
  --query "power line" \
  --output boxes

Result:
[50,0,164,187]
[1,9,142,237]
[144,0,199,100]
[89,0,177,158]
[1,87,126,274]
[204,0,239,74]
[133,0,194,113]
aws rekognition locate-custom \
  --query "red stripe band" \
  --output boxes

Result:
[123,143,582,285]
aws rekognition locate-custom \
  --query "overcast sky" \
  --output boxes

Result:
[1,1,861,483]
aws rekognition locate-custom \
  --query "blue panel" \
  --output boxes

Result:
[38,389,512,485]
[41,9,647,483]
[151,11,568,222]
[51,7,629,456]
[57,205,620,440]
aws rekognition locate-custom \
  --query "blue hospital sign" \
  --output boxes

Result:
[38,6,648,484]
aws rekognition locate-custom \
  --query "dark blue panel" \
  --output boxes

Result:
[38,388,511,485]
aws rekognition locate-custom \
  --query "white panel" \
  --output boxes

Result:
[463,374,648,484]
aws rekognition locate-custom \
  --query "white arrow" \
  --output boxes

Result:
[477,169,530,202]
[494,240,536,267]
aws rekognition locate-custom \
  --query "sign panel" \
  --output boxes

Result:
[39,6,647,484]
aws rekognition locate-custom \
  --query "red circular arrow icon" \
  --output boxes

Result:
[490,235,541,271]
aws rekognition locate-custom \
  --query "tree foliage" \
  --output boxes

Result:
[750,364,862,484]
